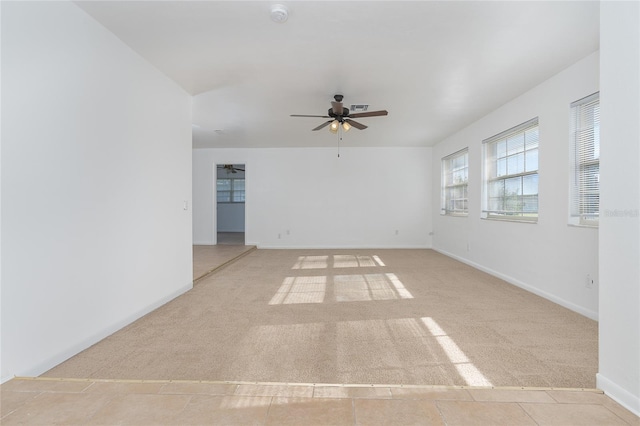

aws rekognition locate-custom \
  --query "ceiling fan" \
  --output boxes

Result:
[291,94,388,133]
[217,164,244,174]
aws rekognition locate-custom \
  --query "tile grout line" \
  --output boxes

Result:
[0,390,43,421]
[541,396,637,426]
[168,393,198,425]
[82,381,97,393]
[263,395,274,425]
[351,396,356,426]
[518,399,638,426]
[434,400,449,425]
[83,390,121,425]
[603,404,638,426]
[516,401,542,426]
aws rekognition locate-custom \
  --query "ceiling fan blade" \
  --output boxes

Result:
[345,119,368,130]
[348,110,388,118]
[331,101,343,115]
[291,114,331,118]
[312,121,333,131]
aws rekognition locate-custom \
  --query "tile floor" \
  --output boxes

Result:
[2,378,638,425]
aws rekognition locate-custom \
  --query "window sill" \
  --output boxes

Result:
[568,223,598,229]
[481,216,538,224]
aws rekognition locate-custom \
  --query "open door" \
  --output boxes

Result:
[215,164,246,245]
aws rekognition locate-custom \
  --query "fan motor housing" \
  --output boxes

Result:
[328,107,349,119]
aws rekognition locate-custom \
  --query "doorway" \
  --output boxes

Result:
[216,163,246,245]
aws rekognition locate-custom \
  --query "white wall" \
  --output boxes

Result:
[193,147,432,248]
[1,2,192,381]
[217,204,245,232]
[598,1,640,415]
[431,52,600,320]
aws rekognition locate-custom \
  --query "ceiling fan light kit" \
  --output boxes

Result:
[328,120,350,134]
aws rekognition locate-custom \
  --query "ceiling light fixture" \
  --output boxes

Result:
[270,4,288,23]
[329,120,340,134]
[342,121,351,132]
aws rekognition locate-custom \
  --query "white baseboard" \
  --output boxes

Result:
[597,373,640,417]
[256,244,432,250]
[1,282,192,384]
[432,248,599,321]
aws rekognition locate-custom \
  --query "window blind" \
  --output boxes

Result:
[217,178,245,203]
[441,148,469,215]
[570,92,600,224]
[482,118,539,221]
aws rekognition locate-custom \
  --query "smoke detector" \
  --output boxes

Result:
[270,4,288,23]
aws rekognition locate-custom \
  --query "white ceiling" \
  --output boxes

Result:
[75,1,600,149]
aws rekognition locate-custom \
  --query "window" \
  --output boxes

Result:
[570,93,599,226]
[483,118,539,221]
[441,148,469,215]
[217,178,245,203]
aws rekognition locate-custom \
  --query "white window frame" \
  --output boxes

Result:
[569,92,599,227]
[441,148,469,216]
[482,118,539,222]
[217,178,245,203]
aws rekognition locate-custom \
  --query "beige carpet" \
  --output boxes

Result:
[44,249,598,389]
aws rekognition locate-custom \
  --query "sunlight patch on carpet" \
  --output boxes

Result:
[292,256,329,269]
[422,317,493,387]
[269,276,326,305]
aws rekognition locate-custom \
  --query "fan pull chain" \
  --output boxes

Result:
[337,126,341,158]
